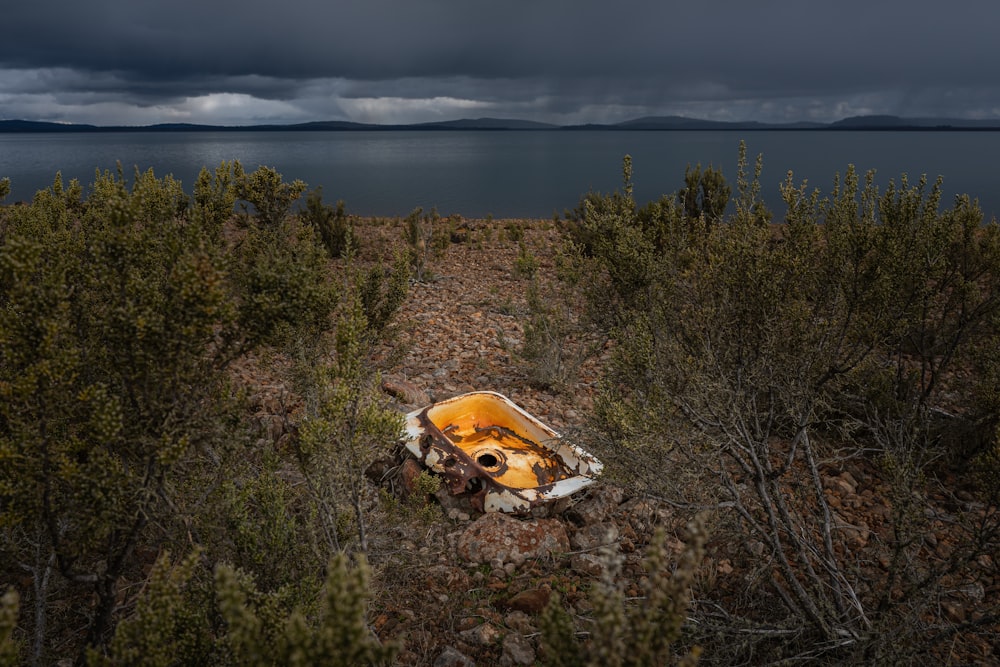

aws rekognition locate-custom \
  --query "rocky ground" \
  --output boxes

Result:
[247,216,999,666]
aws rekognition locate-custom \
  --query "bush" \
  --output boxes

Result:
[302,187,354,259]
[94,551,396,667]
[235,163,307,229]
[569,145,1000,661]
[0,164,397,663]
[540,519,706,667]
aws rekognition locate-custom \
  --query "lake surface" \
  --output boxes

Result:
[1,130,998,220]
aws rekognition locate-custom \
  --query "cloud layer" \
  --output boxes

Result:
[2,1,999,125]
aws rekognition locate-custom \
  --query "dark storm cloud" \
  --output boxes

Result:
[2,0,999,125]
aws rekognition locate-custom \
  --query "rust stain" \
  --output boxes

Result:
[402,391,602,513]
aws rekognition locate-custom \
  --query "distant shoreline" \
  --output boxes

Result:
[3,115,1000,134]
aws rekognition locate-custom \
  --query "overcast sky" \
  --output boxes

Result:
[2,0,998,127]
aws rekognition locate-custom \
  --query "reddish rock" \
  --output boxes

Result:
[398,457,425,498]
[824,475,856,498]
[381,376,431,407]
[457,512,569,567]
[833,513,870,549]
[503,587,551,614]
[839,471,859,493]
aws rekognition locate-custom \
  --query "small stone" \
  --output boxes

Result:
[381,377,431,407]
[501,633,536,666]
[566,485,625,526]
[504,610,535,633]
[958,582,985,602]
[941,600,966,624]
[456,616,481,632]
[460,621,503,646]
[434,646,475,667]
[839,471,859,493]
[570,553,605,577]
[398,458,426,498]
[570,523,620,550]
[504,587,551,614]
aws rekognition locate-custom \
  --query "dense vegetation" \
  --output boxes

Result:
[1,144,998,664]
[550,145,1000,662]
[0,164,408,665]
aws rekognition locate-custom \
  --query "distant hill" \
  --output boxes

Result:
[2,115,999,133]
[0,119,102,132]
[830,115,1000,129]
[606,116,826,130]
[412,117,558,130]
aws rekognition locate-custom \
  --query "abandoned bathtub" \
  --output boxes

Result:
[402,391,603,514]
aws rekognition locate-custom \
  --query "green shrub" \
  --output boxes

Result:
[513,241,539,279]
[193,161,239,237]
[235,163,307,229]
[540,519,706,667]
[95,551,396,667]
[0,590,19,667]
[0,164,353,663]
[302,187,354,259]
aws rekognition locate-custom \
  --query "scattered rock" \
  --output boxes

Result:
[570,523,620,551]
[942,600,967,624]
[840,470,859,489]
[457,512,569,567]
[501,633,536,666]
[456,616,481,632]
[435,486,479,515]
[504,610,535,634]
[823,473,858,498]
[565,485,624,526]
[619,497,664,535]
[397,457,426,497]
[460,621,503,647]
[958,582,985,602]
[833,513,870,550]
[503,587,551,614]
[447,507,473,522]
[570,552,606,577]
[529,495,572,518]
[382,376,431,407]
[434,646,476,667]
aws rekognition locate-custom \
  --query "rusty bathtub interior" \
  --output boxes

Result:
[402,391,603,513]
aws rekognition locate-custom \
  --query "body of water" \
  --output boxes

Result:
[1,130,998,221]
